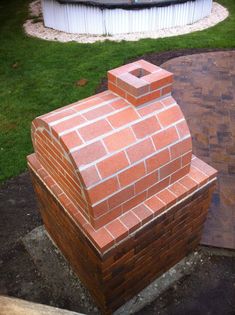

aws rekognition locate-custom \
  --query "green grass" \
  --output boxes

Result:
[0,0,235,183]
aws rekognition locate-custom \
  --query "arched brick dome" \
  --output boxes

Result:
[31,60,192,229]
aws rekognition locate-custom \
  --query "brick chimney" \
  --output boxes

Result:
[27,60,217,314]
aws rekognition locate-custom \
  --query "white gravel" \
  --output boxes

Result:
[24,1,228,44]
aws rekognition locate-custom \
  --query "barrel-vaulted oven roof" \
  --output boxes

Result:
[28,59,217,253]
[31,60,193,229]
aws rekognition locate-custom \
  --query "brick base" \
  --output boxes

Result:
[29,167,215,314]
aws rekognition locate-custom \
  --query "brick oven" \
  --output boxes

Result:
[27,60,217,314]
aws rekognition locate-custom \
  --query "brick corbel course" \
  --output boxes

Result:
[27,60,217,314]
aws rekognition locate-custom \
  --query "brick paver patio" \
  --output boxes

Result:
[162,51,235,249]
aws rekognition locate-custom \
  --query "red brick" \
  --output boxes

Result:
[132,204,153,224]
[84,225,114,253]
[108,82,126,99]
[83,104,114,120]
[122,191,147,213]
[106,220,128,242]
[161,85,172,96]
[27,154,42,172]
[88,177,119,204]
[189,166,208,186]
[135,171,158,194]
[170,165,190,183]
[146,149,170,173]
[67,203,87,227]
[147,177,170,197]
[168,182,188,199]
[160,158,181,180]
[138,101,164,117]
[78,119,112,141]
[157,106,183,128]
[52,115,86,135]
[108,72,117,84]
[60,131,83,152]
[72,97,101,112]
[91,200,109,218]
[191,157,218,179]
[144,196,165,216]
[108,107,139,128]
[132,116,161,139]
[120,212,141,233]
[51,183,63,196]
[37,168,47,180]
[117,73,149,97]
[170,138,192,160]
[161,96,175,107]
[58,193,71,207]
[126,138,155,163]
[108,186,135,210]
[44,175,55,188]
[99,91,116,101]
[92,205,123,229]
[111,98,129,110]
[176,120,191,138]
[179,175,198,193]
[71,141,107,167]
[104,128,136,153]
[157,189,176,208]
[127,89,161,107]
[80,165,100,187]
[43,109,76,124]
[97,152,129,179]
[152,127,179,150]
[182,151,192,166]
[118,162,146,187]
[142,70,173,90]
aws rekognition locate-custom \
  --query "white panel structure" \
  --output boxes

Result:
[41,0,213,35]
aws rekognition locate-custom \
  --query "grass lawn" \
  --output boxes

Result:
[0,0,235,183]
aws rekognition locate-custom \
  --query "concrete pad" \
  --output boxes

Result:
[23,226,202,315]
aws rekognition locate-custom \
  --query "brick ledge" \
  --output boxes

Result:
[28,154,217,255]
